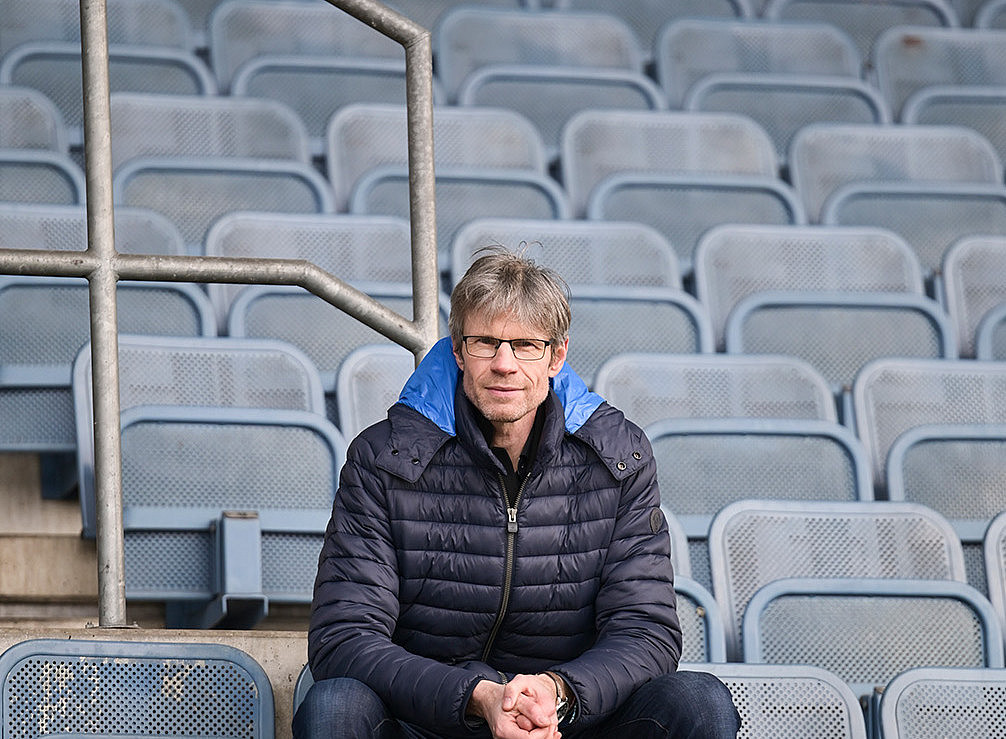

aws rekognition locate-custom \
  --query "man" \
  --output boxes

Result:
[296,248,739,738]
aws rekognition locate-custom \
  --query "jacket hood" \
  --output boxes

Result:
[398,337,604,436]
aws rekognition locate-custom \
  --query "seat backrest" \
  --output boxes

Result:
[0,637,275,739]
[594,352,837,429]
[0,0,192,56]
[113,156,334,254]
[675,576,728,664]
[655,18,861,108]
[742,577,1004,699]
[0,41,217,147]
[565,288,713,388]
[110,92,310,171]
[942,235,1006,358]
[335,344,415,441]
[208,0,402,92]
[789,123,1002,222]
[763,0,959,63]
[587,173,805,274]
[903,86,1006,176]
[822,181,1006,279]
[685,73,890,165]
[434,7,643,101]
[0,86,67,151]
[724,291,956,397]
[694,224,925,350]
[711,499,968,659]
[880,666,1006,739]
[457,65,665,161]
[875,26,1006,119]
[984,511,1006,634]
[0,149,84,205]
[326,103,547,210]
[976,302,1006,360]
[852,358,1006,490]
[681,663,869,739]
[205,212,414,330]
[977,0,1006,27]
[450,217,680,292]
[349,165,569,261]
[562,109,777,216]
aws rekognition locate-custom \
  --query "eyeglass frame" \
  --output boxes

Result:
[461,335,553,361]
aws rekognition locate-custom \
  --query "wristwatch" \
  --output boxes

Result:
[545,671,573,724]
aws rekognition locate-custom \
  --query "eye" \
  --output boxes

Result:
[474,336,499,348]
[511,340,538,351]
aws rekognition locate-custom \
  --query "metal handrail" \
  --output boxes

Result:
[0,0,439,627]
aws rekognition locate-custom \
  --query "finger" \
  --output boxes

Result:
[512,691,556,727]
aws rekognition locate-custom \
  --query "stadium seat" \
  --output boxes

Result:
[350,166,570,263]
[0,637,274,738]
[434,7,643,102]
[593,352,838,430]
[679,663,869,739]
[73,334,326,538]
[984,511,1006,632]
[450,217,681,292]
[977,0,1006,26]
[457,65,665,163]
[694,224,926,350]
[852,358,1006,493]
[118,405,345,628]
[953,0,993,24]
[822,182,1006,282]
[887,423,1006,594]
[228,283,448,421]
[664,505,691,580]
[710,499,967,659]
[0,149,85,205]
[742,577,1003,700]
[874,26,1006,120]
[879,666,1006,739]
[648,418,873,589]
[561,109,778,217]
[231,56,440,159]
[109,92,311,172]
[788,123,1003,222]
[976,302,1006,359]
[112,156,334,255]
[564,288,713,388]
[0,86,67,152]
[762,0,959,67]
[724,291,956,416]
[942,235,1006,357]
[205,212,415,332]
[334,344,414,440]
[0,42,217,149]
[675,576,728,664]
[208,0,402,93]
[552,0,752,63]
[326,103,547,210]
[685,73,891,167]
[391,0,538,30]
[0,0,193,57]
[587,173,805,275]
[655,18,862,108]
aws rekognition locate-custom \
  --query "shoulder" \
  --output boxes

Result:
[571,401,653,481]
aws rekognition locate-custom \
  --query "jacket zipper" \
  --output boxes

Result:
[481,472,529,662]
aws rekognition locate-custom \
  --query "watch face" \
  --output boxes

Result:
[555,696,570,723]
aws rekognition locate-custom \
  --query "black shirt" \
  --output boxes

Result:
[470,398,547,508]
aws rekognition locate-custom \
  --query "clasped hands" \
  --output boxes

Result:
[468,673,563,739]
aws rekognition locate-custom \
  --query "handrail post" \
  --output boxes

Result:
[80,0,127,627]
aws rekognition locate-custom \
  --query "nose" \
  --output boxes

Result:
[490,341,519,372]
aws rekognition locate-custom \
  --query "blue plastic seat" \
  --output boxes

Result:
[984,511,1006,635]
[0,86,68,152]
[335,344,415,441]
[880,666,1006,739]
[942,235,1006,358]
[0,637,275,739]
[977,0,1006,27]
[675,576,728,664]
[0,149,85,205]
[976,302,1006,359]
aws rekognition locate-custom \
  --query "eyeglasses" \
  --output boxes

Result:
[462,335,552,361]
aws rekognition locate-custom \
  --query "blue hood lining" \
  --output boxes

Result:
[397,337,603,436]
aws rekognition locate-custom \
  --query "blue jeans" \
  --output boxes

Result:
[293,671,740,739]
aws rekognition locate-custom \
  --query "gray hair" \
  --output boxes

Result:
[449,245,571,346]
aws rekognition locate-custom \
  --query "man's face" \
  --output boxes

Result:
[453,311,568,427]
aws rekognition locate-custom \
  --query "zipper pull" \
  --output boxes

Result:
[507,507,518,534]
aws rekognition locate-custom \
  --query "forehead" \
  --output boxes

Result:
[461,310,546,338]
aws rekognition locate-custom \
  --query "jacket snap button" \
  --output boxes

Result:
[616,461,626,471]
[633,451,642,460]
[391,449,399,455]
[411,458,420,465]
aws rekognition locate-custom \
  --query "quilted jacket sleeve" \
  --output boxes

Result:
[552,446,683,727]
[307,431,498,735]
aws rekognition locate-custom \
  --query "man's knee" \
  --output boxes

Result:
[293,677,389,739]
[646,670,740,738]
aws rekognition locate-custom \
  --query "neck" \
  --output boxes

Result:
[490,413,536,472]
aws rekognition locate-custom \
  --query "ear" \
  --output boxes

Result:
[452,340,465,372]
[547,337,568,378]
